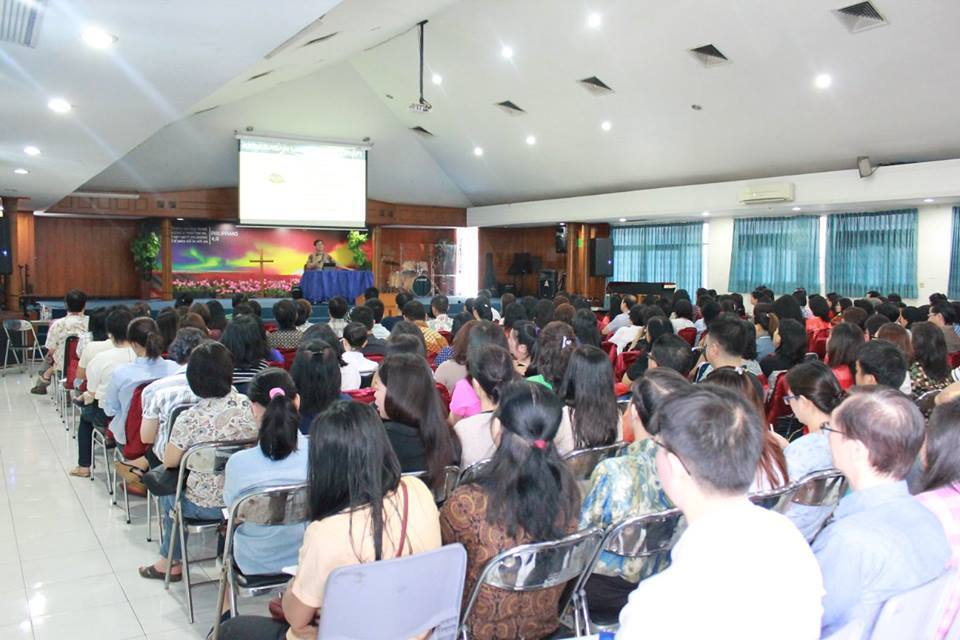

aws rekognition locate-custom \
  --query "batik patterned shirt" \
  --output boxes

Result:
[578,438,672,581]
[45,313,88,368]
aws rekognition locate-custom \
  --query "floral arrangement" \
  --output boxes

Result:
[172,275,298,298]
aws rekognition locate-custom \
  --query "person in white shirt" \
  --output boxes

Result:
[340,322,379,377]
[601,295,637,337]
[617,385,824,640]
[610,305,644,355]
[32,288,89,394]
[669,299,696,333]
[427,294,454,333]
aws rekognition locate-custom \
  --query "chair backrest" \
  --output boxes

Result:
[367,353,385,364]
[677,327,697,346]
[563,442,626,482]
[459,458,492,485]
[748,481,802,514]
[871,570,955,640]
[461,527,603,633]
[227,482,310,528]
[438,330,453,345]
[791,469,847,508]
[174,439,256,504]
[916,389,942,416]
[948,351,960,370]
[3,319,38,347]
[344,387,376,404]
[435,382,451,408]
[403,466,461,505]
[614,351,641,381]
[318,544,468,640]
[122,381,157,459]
[63,335,81,383]
[278,348,297,371]
[765,370,792,427]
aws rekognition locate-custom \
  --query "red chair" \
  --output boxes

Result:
[278,348,297,371]
[949,352,960,369]
[366,354,385,365]
[435,382,451,409]
[613,382,630,397]
[807,327,831,356]
[614,351,642,381]
[813,335,829,361]
[60,336,81,427]
[263,321,278,333]
[765,371,792,428]
[677,327,697,346]
[121,382,155,460]
[438,330,453,346]
[345,388,376,404]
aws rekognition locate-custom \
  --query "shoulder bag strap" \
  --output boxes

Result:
[395,479,410,558]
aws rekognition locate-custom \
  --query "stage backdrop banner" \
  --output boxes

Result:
[171,222,371,297]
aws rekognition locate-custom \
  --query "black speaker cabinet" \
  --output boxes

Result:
[555,225,568,254]
[590,237,613,277]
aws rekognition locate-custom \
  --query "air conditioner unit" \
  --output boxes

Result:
[738,183,796,205]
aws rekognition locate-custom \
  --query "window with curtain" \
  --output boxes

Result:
[612,222,703,292]
[950,207,960,299]
[826,209,918,298]
[728,216,820,294]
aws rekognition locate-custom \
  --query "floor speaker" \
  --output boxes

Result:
[590,237,613,277]
[0,211,12,276]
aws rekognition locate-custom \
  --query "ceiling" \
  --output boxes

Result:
[10,0,960,213]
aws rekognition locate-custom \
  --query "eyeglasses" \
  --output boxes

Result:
[820,422,843,435]
[783,393,799,405]
[653,435,691,474]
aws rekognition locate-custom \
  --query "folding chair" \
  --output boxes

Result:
[569,508,686,633]
[747,481,802,513]
[90,417,115,497]
[563,442,627,496]
[318,544,467,640]
[277,348,297,370]
[212,482,310,640]
[403,466,462,505]
[146,402,195,543]
[458,527,603,639]
[112,381,157,522]
[163,438,256,623]
[58,336,81,428]
[788,469,848,543]
[458,458,492,486]
[2,318,43,376]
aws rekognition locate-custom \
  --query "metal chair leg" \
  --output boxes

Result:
[180,516,195,623]
[146,492,153,542]
[164,505,179,591]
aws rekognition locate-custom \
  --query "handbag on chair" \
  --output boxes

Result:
[142,465,183,496]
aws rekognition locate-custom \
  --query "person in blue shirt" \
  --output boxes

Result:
[813,387,951,637]
[223,368,309,577]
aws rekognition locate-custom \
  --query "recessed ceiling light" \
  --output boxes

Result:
[618,217,627,223]
[23,145,40,156]
[176,217,184,221]
[924,198,936,203]
[601,120,612,132]
[501,45,513,59]
[525,135,536,146]
[473,146,484,157]
[814,73,833,89]
[14,168,29,175]
[701,211,710,217]
[431,73,442,85]
[82,27,118,49]
[47,98,72,113]
[587,13,603,28]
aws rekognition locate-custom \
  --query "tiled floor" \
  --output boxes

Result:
[0,368,262,640]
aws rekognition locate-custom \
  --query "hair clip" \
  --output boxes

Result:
[269,387,286,400]
[560,336,572,349]
[532,439,547,450]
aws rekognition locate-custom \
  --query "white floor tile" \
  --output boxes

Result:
[26,573,127,617]
[0,587,30,627]
[21,549,113,590]
[0,620,34,639]
[32,601,143,640]
[0,560,25,592]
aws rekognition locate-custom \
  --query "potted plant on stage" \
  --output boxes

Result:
[347,230,372,269]
[130,229,161,299]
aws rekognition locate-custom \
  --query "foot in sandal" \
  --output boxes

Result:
[68,466,91,478]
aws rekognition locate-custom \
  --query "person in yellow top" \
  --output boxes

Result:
[402,300,447,358]
[303,239,335,271]
[217,401,442,640]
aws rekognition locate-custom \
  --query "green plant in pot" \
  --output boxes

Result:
[130,230,160,298]
[347,230,371,269]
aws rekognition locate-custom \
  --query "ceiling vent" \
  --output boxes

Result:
[578,76,614,96]
[410,126,434,137]
[301,31,339,47]
[247,70,273,82]
[833,2,888,33]
[495,100,526,116]
[688,44,730,67]
[0,0,47,48]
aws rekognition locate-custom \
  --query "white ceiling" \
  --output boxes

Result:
[13,0,960,213]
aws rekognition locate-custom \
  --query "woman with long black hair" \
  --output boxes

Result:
[508,319,539,377]
[440,381,580,640]
[759,318,808,378]
[290,339,342,435]
[910,321,954,398]
[219,401,442,640]
[557,345,620,451]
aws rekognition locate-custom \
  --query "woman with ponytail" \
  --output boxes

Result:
[223,368,309,575]
[440,381,580,640]
[102,316,179,445]
[455,344,518,466]
[508,319,539,377]
[527,320,576,390]
[784,361,847,481]
[291,339,344,435]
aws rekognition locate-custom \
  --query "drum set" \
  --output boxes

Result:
[387,260,433,294]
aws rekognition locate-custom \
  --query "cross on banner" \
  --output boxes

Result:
[249,249,274,296]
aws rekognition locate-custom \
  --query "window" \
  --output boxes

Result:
[728,216,820,294]
[612,223,703,292]
[826,209,917,298]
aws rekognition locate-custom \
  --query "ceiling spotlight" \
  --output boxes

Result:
[431,73,442,85]
[924,198,936,203]
[618,217,627,223]
[473,146,484,157]
[701,211,710,217]
[814,73,833,89]
[525,135,536,146]
[23,146,40,156]
[82,27,118,49]
[47,98,72,113]
[601,120,612,132]
[587,13,603,28]
[13,168,29,175]
[501,45,514,59]
[792,206,802,212]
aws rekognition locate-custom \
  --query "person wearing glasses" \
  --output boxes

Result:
[812,388,950,637]
[617,385,823,639]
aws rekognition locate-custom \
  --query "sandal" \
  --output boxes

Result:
[114,461,145,484]
[68,467,91,478]
[139,564,182,582]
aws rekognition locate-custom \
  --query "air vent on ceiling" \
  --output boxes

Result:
[833,1,888,33]
[410,126,434,137]
[302,31,339,47]
[578,76,614,96]
[495,100,526,116]
[0,0,47,48]
[247,70,273,81]
[688,44,730,67]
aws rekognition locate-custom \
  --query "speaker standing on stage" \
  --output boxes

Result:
[304,239,335,271]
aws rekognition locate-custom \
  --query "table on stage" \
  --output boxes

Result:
[299,269,374,303]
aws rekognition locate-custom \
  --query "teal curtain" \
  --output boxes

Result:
[826,209,917,298]
[728,216,820,293]
[612,223,703,292]
[950,207,960,299]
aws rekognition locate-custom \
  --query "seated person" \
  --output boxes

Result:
[326,296,350,338]
[291,340,343,434]
[580,369,688,617]
[909,321,954,399]
[447,321,511,424]
[267,300,302,350]
[347,305,385,357]
[294,299,313,332]
[609,304,644,355]
[855,339,908,389]
[427,294,453,333]
[601,294,636,336]
[455,345,518,467]
[694,314,763,381]
[621,316,675,383]
[218,402,441,640]
[138,341,258,582]
[32,288,89,394]
[340,322,379,376]
[380,292,411,333]
[824,322,863,390]
[618,385,823,638]
[526,321,576,391]
[624,333,694,384]
[440,382,580,640]
[434,319,477,394]
[813,387,951,636]
[928,303,960,353]
[758,318,807,379]
[402,300,447,358]
[303,239,335,271]
[670,299,696,333]
[363,297,390,340]
[224,368,309,575]
[220,314,272,389]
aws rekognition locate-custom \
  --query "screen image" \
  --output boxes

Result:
[239,136,367,228]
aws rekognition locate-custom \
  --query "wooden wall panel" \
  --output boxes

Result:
[34,217,140,297]
[47,188,239,221]
[478,226,566,296]
[367,199,466,226]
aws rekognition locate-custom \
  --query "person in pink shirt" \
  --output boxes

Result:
[917,399,960,639]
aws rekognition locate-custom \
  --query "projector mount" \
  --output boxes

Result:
[409,20,432,113]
